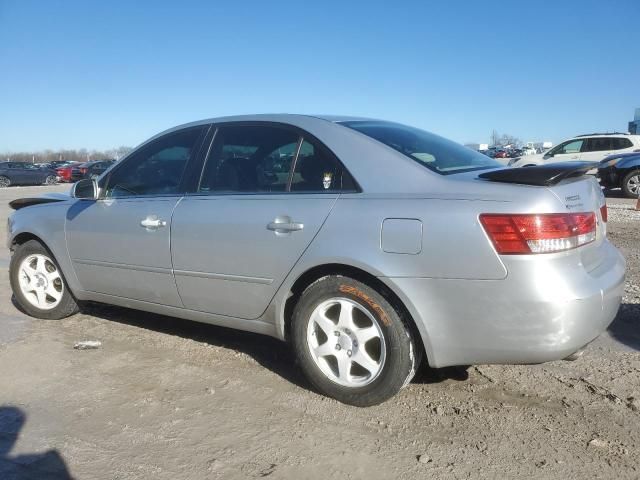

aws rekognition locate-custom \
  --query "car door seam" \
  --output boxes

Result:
[170,196,187,308]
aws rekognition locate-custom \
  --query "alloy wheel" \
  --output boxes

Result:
[306,298,386,387]
[18,254,64,310]
[627,175,640,195]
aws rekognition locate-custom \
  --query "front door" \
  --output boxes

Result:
[171,124,354,319]
[544,138,585,163]
[66,125,207,306]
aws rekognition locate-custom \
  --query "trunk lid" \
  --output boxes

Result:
[476,164,607,271]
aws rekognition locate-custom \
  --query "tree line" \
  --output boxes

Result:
[490,130,522,147]
[1,146,133,164]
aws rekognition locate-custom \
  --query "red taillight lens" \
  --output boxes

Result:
[600,204,607,223]
[480,212,597,254]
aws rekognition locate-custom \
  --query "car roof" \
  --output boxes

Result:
[154,113,378,136]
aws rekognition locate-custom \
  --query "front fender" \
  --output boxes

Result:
[8,201,83,296]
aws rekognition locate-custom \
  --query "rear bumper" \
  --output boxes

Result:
[384,241,625,368]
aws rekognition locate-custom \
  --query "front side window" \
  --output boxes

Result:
[341,120,501,175]
[104,127,204,197]
[548,139,585,156]
[199,125,300,193]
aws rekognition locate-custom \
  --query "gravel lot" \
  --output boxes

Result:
[0,185,638,479]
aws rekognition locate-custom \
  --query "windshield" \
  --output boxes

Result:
[341,120,502,175]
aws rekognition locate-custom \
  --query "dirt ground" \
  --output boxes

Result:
[0,184,638,480]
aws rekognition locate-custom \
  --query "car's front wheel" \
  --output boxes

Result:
[291,276,420,406]
[622,169,640,198]
[10,240,79,319]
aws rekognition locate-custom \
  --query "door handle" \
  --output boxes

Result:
[267,216,304,234]
[140,215,167,230]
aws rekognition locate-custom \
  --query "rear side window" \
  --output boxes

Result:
[199,125,300,193]
[291,140,355,192]
[611,138,633,150]
[586,137,612,152]
[104,127,205,197]
[199,125,357,193]
[341,120,501,175]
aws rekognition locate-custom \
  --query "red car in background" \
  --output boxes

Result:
[55,162,79,182]
[494,150,509,159]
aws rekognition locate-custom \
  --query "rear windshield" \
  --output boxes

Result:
[341,120,502,175]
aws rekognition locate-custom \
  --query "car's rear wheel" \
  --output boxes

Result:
[622,170,640,198]
[45,175,57,185]
[291,276,419,406]
[0,176,11,188]
[10,240,79,319]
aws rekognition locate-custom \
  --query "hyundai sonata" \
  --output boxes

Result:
[7,115,625,406]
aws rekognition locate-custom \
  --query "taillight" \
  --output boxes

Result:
[479,212,596,254]
[600,204,607,223]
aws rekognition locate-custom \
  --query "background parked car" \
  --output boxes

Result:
[44,160,75,169]
[71,159,116,181]
[510,133,640,167]
[598,152,640,197]
[0,162,57,187]
[55,162,80,182]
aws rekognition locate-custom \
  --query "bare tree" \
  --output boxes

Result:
[490,130,500,147]
[489,130,521,147]
[499,133,521,147]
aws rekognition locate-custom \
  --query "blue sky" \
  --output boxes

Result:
[0,0,638,151]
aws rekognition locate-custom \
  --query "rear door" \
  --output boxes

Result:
[581,137,613,163]
[171,123,355,319]
[66,125,208,306]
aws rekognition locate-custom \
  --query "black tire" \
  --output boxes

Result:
[10,240,79,319]
[621,169,640,198]
[291,275,420,406]
[0,175,11,188]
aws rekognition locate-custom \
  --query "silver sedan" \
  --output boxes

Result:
[7,115,625,406]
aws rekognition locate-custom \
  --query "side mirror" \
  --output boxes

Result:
[71,178,98,199]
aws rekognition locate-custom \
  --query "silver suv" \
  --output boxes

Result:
[510,133,640,167]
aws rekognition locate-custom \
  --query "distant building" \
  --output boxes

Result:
[465,143,488,151]
[629,108,640,134]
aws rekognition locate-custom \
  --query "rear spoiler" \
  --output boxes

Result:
[478,161,595,186]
